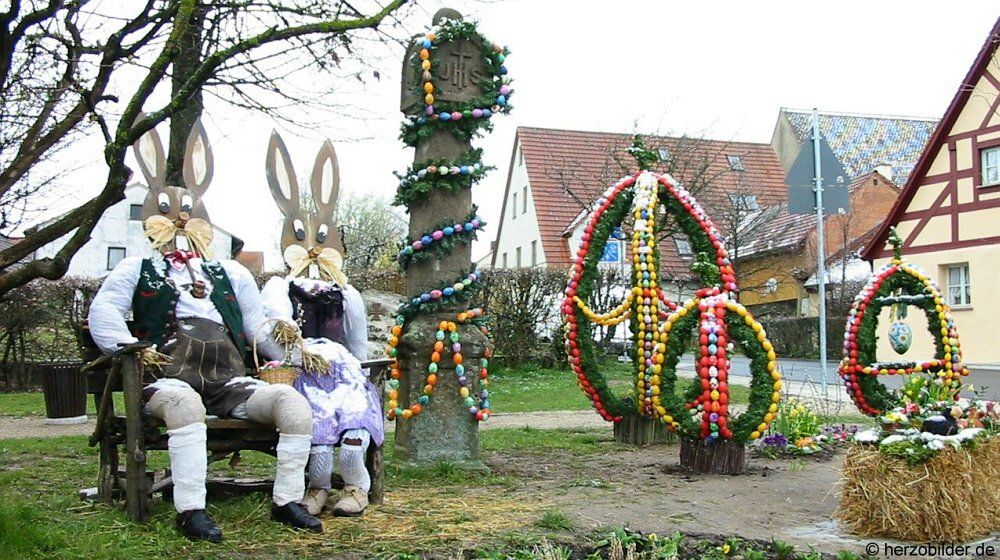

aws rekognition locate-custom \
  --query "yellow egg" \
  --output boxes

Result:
[424,93,434,104]
[773,381,782,391]
[750,431,761,440]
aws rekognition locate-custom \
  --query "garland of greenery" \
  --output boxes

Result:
[393,149,493,208]
[840,258,967,415]
[387,18,511,423]
[399,19,512,147]
[397,209,484,270]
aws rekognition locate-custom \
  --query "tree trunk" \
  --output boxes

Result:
[679,438,746,475]
[165,2,207,186]
[613,414,677,446]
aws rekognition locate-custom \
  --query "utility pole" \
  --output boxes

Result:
[811,109,829,395]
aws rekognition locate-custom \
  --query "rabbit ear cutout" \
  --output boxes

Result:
[311,139,340,222]
[132,112,166,190]
[265,130,299,216]
[182,118,214,196]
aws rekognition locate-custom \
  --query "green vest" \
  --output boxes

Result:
[132,259,249,361]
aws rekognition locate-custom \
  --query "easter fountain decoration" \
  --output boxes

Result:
[561,140,782,474]
[836,227,999,543]
[385,8,512,467]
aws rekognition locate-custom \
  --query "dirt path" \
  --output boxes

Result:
[487,445,902,556]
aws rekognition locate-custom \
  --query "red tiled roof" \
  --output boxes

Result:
[503,126,789,278]
[739,171,893,258]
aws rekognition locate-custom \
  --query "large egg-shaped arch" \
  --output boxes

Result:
[840,259,969,415]
[562,171,779,443]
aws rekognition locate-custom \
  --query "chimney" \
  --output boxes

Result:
[875,162,893,182]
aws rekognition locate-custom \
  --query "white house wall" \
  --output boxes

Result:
[494,141,545,268]
[33,183,234,278]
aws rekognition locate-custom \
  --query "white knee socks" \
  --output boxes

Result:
[273,433,312,506]
[167,422,208,513]
[338,429,371,493]
[308,445,335,490]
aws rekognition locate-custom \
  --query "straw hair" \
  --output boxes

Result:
[838,437,1000,543]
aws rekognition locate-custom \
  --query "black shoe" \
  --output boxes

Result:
[271,501,323,533]
[176,509,223,543]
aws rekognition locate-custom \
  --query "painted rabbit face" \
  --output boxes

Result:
[265,130,344,276]
[132,115,215,256]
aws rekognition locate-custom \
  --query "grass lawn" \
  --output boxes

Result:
[0,428,624,560]
[490,361,751,413]
[0,391,124,417]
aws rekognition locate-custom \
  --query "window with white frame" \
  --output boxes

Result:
[522,186,527,214]
[512,192,517,219]
[107,247,126,270]
[946,263,971,307]
[516,247,522,268]
[531,240,538,266]
[502,253,508,268]
[129,204,143,221]
[982,146,1000,186]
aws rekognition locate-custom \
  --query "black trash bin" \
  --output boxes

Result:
[40,362,88,424]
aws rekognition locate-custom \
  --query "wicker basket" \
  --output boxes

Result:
[258,366,298,385]
[254,319,301,385]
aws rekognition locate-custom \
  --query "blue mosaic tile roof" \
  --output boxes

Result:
[783,110,938,185]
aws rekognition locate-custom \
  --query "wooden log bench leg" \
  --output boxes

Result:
[366,443,384,505]
[122,354,149,522]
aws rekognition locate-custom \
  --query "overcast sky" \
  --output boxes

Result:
[27,1,1000,269]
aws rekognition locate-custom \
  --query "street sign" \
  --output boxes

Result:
[786,135,850,215]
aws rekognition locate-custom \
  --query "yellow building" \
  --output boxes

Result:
[865,17,1000,367]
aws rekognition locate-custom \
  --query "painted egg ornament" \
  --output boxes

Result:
[888,321,912,354]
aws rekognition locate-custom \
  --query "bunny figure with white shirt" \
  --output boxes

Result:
[260,131,383,518]
[87,117,322,541]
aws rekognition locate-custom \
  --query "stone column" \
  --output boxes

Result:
[393,8,491,467]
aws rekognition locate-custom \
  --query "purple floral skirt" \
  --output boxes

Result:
[292,343,384,446]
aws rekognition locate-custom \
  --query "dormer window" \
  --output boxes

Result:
[727,154,745,171]
[729,193,760,212]
[674,236,693,258]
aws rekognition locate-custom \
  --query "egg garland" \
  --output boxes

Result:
[400,19,512,147]
[839,232,968,416]
[562,169,778,443]
[393,149,493,208]
[385,309,492,421]
[397,210,485,270]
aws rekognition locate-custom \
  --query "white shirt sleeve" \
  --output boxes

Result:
[342,285,369,362]
[261,276,293,322]
[222,260,287,363]
[88,257,142,354]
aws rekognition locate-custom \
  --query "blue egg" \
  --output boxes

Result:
[421,235,433,245]
[709,344,717,354]
[417,169,427,178]
[419,395,430,404]
[497,95,506,105]
[499,66,508,75]
[443,287,454,296]
[481,400,491,409]
[443,227,454,236]
[440,112,451,121]
[420,293,431,302]
[482,109,492,117]
[422,39,431,48]
[709,334,717,344]
[465,222,474,230]
[459,166,469,174]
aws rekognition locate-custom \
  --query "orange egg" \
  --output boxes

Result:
[453,353,463,365]
[419,48,429,60]
[427,374,437,385]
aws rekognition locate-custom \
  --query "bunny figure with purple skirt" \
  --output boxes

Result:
[260,131,383,518]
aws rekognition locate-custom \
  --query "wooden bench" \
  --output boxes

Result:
[81,332,391,522]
